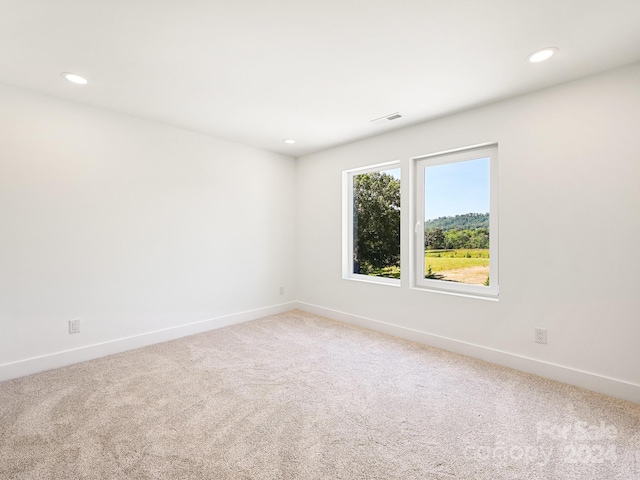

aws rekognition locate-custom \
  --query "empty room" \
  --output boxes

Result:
[1,1,639,479]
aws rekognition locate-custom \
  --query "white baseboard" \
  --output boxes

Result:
[5,301,638,405]
[295,302,640,405]
[0,302,297,382]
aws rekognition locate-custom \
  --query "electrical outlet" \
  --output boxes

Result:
[279,286,285,295]
[535,327,547,344]
[69,319,81,334]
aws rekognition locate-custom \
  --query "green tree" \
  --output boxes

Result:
[470,228,490,249]
[439,227,489,250]
[424,213,490,250]
[425,227,446,250]
[424,212,489,230]
[353,172,400,276]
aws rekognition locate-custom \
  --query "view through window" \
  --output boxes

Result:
[350,166,401,280]
[424,158,490,284]
[416,145,498,296]
[343,146,497,297]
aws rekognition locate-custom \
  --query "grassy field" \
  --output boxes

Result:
[370,265,400,279]
[367,249,490,282]
[425,249,489,272]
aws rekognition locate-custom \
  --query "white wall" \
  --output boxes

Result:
[2,63,639,402]
[0,83,296,377]
[296,62,640,402]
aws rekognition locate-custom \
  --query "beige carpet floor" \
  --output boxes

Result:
[1,309,639,479]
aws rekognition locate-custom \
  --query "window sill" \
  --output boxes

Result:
[410,285,499,301]
[343,275,401,287]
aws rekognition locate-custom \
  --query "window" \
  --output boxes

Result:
[414,145,498,297]
[343,162,401,285]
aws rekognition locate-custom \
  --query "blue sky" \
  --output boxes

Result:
[424,157,489,220]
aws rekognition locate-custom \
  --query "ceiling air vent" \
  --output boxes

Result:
[370,112,402,125]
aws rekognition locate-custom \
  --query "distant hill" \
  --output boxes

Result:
[424,213,489,231]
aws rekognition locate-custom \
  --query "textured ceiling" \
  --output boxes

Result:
[1,0,639,156]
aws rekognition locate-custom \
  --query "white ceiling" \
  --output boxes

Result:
[1,0,639,157]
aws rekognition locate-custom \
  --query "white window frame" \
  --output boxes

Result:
[412,144,498,298]
[342,161,401,286]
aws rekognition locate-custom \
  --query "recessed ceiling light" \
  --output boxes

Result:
[61,72,89,85]
[283,139,296,144]
[527,47,558,63]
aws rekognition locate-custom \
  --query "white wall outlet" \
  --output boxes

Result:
[279,286,285,295]
[69,319,81,334]
[535,327,547,344]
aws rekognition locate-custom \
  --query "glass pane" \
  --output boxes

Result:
[424,158,490,286]
[353,168,401,278]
